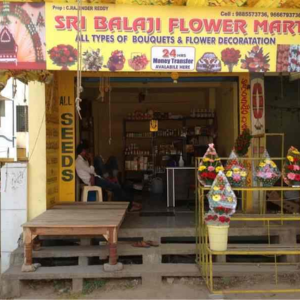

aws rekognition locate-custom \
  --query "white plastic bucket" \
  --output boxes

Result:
[207,225,229,251]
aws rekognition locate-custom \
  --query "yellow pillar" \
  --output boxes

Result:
[28,82,47,220]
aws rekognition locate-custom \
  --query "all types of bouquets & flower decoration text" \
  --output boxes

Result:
[198,143,224,186]
[225,150,248,187]
[256,150,281,187]
[283,146,300,187]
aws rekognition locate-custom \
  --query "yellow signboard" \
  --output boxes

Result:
[46,4,300,72]
[58,72,75,202]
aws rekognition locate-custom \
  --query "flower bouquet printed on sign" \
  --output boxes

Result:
[198,143,224,187]
[225,150,248,187]
[205,171,237,251]
[48,44,78,70]
[283,147,300,187]
[256,150,281,187]
[221,48,241,72]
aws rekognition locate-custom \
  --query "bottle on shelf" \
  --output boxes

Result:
[179,155,184,167]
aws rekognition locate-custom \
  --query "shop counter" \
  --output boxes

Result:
[166,167,196,207]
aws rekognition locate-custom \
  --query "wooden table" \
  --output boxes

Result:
[22,202,129,270]
[51,202,129,210]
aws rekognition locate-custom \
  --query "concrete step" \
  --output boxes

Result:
[3,262,300,281]
[12,243,196,259]
[2,263,200,280]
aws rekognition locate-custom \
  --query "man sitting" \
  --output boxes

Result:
[75,143,142,212]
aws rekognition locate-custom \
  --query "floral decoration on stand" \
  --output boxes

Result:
[225,150,247,187]
[83,49,104,71]
[48,44,78,70]
[221,48,241,72]
[256,150,281,187]
[234,128,252,157]
[283,146,300,187]
[205,171,237,226]
[241,46,270,72]
[198,143,224,186]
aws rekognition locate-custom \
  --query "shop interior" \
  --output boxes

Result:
[77,76,239,211]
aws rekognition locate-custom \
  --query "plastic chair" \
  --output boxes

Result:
[81,186,103,202]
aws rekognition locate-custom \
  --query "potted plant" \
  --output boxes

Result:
[256,150,281,187]
[283,146,300,187]
[198,143,224,187]
[225,150,248,187]
[205,171,237,251]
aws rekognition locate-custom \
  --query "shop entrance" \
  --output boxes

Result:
[76,75,238,211]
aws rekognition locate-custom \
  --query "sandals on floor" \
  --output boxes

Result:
[128,206,142,212]
[131,240,159,248]
[145,240,159,247]
[132,241,150,248]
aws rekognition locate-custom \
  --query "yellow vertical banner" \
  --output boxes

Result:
[58,72,75,202]
[239,73,252,212]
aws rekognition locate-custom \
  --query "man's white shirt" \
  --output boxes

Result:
[75,155,96,185]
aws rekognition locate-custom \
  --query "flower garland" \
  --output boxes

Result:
[256,150,281,187]
[283,146,300,187]
[198,143,224,186]
[234,128,252,157]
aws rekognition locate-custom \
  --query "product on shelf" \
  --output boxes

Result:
[255,150,281,187]
[198,143,224,186]
[125,156,149,171]
[283,146,300,187]
[225,150,248,187]
[126,132,152,138]
[190,109,215,118]
[125,144,151,156]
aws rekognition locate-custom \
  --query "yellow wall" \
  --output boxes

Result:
[28,81,47,220]
[216,83,238,157]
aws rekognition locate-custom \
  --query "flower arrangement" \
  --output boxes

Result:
[205,171,237,228]
[205,212,230,226]
[241,46,270,72]
[256,151,281,187]
[283,146,300,187]
[48,44,78,70]
[198,143,224,186]
[234,128,252,157]
[225,150,247,187]
[207,171,237,213]
[221,48,241,72]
